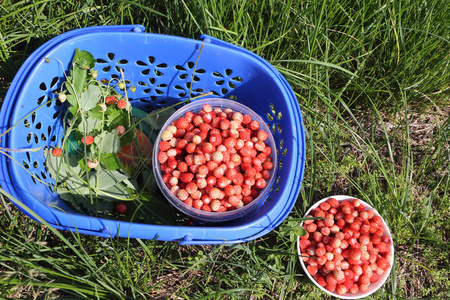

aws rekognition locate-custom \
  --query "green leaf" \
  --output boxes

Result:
[79,85,101,112]
[88,170,129,190]
[71,66,87,97]
[87,108,104,120]
[101,153,122,171]
[45,148,82,180]
[66,92,78,109]
[73,48,95,69]
[96,183,131,201]
[79,116,103,135]
[98,131,121,154]
[67,104,78,117]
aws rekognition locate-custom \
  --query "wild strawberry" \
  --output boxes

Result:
[176,117,189,130]
[202,113,213,123]
[105,95,116,105]
[192,135,202,144]
[87,159,99,169]
[180,172,194,183]
[118,82,126,90]
[167,148,177,158]
[210,199,221,211]
[117,100,127,109]
[98,103,107,112]
[81,136,94,145]
[158,151,168,164]
[202,103,213,113]
[307,265,318,276]
[256,129,269,141]
[160,130,173,141]
[211,151,224,163]
[242,114,252,125]
[177,189,189,201]
[208,187,221,200]
[249,120,260,131]
[51,148,62,157]
[185,143,196,154]
[116,125,126,135]
[209,132,222,146]
[159,140,171,152]
[220,119,231,130]
[231,112,243,123]
[58,93,67,103]
[168,176,178,187]
[115,203,127,214]
[201,142,215,153]
[166,125,178,134]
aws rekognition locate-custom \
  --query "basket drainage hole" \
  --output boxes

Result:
[107,53,115,60]
[50,77,59,88]
[37,96,46,105]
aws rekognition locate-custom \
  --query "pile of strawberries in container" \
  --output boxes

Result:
[156,103,274,213]
[299,197,393,296]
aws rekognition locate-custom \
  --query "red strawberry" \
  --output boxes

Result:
[87,159,99,169]
[117,100,127,109]
[81,136,94,145]
[105,95,116,105]
[176,117,190,130]
[51,148,62,157]
[115,203,127,214]
[116,125,126,135]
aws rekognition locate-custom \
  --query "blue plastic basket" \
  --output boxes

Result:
[0,25,306,244]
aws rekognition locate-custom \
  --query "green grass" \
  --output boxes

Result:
[1,0,449,299]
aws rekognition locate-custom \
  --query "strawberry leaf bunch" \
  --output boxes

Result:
[45,49,156,217]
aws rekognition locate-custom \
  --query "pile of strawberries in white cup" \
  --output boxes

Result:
[157,103,274,213]
[299,197,393,296]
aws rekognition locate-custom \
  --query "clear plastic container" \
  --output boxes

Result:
[297,195,394,299]
[152,98,278,223]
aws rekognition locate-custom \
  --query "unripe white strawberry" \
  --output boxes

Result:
[166,125,177,134]
[161,130,173,141]
[210,199,221,211]
[58,93,67,102]
[192,135,202,144]
[211,151,223,163]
